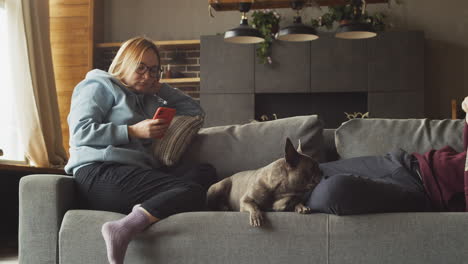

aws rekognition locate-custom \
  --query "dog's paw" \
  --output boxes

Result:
[249,211,263,227]
[295,204,312,214]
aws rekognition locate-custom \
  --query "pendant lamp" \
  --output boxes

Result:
[335,0,376,39]
[276,0,318,42]
[224,3,264,44]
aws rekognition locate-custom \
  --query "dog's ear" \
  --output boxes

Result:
[285,138,300,168]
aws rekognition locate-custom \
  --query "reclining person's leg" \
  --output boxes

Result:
[306,150,431,215]
[306,173,428,215]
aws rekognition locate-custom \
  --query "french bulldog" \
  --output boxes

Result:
[206,138,322,227]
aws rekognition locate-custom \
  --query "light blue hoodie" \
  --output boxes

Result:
[64,69,204,174]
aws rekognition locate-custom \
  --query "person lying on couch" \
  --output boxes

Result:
[65,36,217,264]
[306,97,468,215]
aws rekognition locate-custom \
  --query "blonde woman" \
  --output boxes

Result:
[65,37,216,264]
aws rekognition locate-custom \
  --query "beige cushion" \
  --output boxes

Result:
[153,115,204,166]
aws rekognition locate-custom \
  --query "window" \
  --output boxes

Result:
[0,5,27,164]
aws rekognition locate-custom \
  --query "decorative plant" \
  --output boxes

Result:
[311,1,386,32]
[250,9,281,65]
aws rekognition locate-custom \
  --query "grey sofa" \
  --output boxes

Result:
[19,116,468,264]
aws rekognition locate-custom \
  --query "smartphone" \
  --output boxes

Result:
[153,106,176,122]
[152,107,176,139]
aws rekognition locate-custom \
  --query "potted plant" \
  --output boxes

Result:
[250,9,281,65]
[311,0,386,32]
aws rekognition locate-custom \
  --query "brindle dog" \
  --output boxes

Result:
[206,138,322,226]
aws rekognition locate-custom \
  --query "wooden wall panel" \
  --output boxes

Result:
[49,0,94,154]
[49,2,89,18]
[54,66,89,81]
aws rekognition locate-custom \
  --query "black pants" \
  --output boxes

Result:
[74,162,217,219]
[305,149,433,215]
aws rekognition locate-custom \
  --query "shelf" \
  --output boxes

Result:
[209,0,388,11]
[0,163,65,174]
[96,40,200,50]
[161,77,200,85]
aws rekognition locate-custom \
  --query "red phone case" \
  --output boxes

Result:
[153,107,176,139]
[153,107,176,123]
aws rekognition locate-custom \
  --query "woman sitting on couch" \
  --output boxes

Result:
[307,97,468,215]
[65,36,216,264]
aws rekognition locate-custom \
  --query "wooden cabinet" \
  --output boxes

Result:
[310,33,368,92]
[200,35,254,94]
[200,32,425,127]
[255,41,310,93]
[368,31,425,92]
[200,35,255,127]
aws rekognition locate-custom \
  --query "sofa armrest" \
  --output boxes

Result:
[19,174,76,264]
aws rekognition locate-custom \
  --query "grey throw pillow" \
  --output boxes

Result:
[182,115,324,180]
[335,118,465,159]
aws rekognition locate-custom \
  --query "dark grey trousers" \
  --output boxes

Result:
[74,162,217,219]
[306,149,433,215]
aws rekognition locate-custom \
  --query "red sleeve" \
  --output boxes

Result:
[464,122,468,211]
[464,122,468,151]
[465,171,468,212]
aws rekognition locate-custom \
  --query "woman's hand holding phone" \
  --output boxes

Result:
[152,107,176,138]
[128,107,175,139]
[128,119,169,139]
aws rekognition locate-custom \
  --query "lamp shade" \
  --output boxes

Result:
[335,22,376,39]
[224,18,264,44]
[276,16,318,42]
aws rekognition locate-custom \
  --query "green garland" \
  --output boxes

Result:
[248,4,387,64]
[250,10,281,65]
[311,2,386,32]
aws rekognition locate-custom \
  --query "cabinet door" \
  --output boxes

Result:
[310,33,368,92]
[368,31,424,92]
[255,41,310,93]
[200,35,254,94]
[200,93,254,127]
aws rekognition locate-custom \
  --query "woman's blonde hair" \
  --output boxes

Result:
[108,36,161,81]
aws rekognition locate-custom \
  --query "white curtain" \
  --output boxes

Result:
[5,0,67,167]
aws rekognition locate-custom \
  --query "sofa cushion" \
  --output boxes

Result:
[59,210,328,264]
[329,213,468,264]
[335,118,464,159]
[153,115,204,166]
[182,115,324,180]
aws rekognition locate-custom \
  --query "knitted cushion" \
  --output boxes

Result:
[153,115,204,166]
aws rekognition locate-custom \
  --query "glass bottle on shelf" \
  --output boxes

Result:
[164,64,172,79]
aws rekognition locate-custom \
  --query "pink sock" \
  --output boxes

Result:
[101,206,151,264]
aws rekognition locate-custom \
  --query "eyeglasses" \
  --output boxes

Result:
[135,62,163,79]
